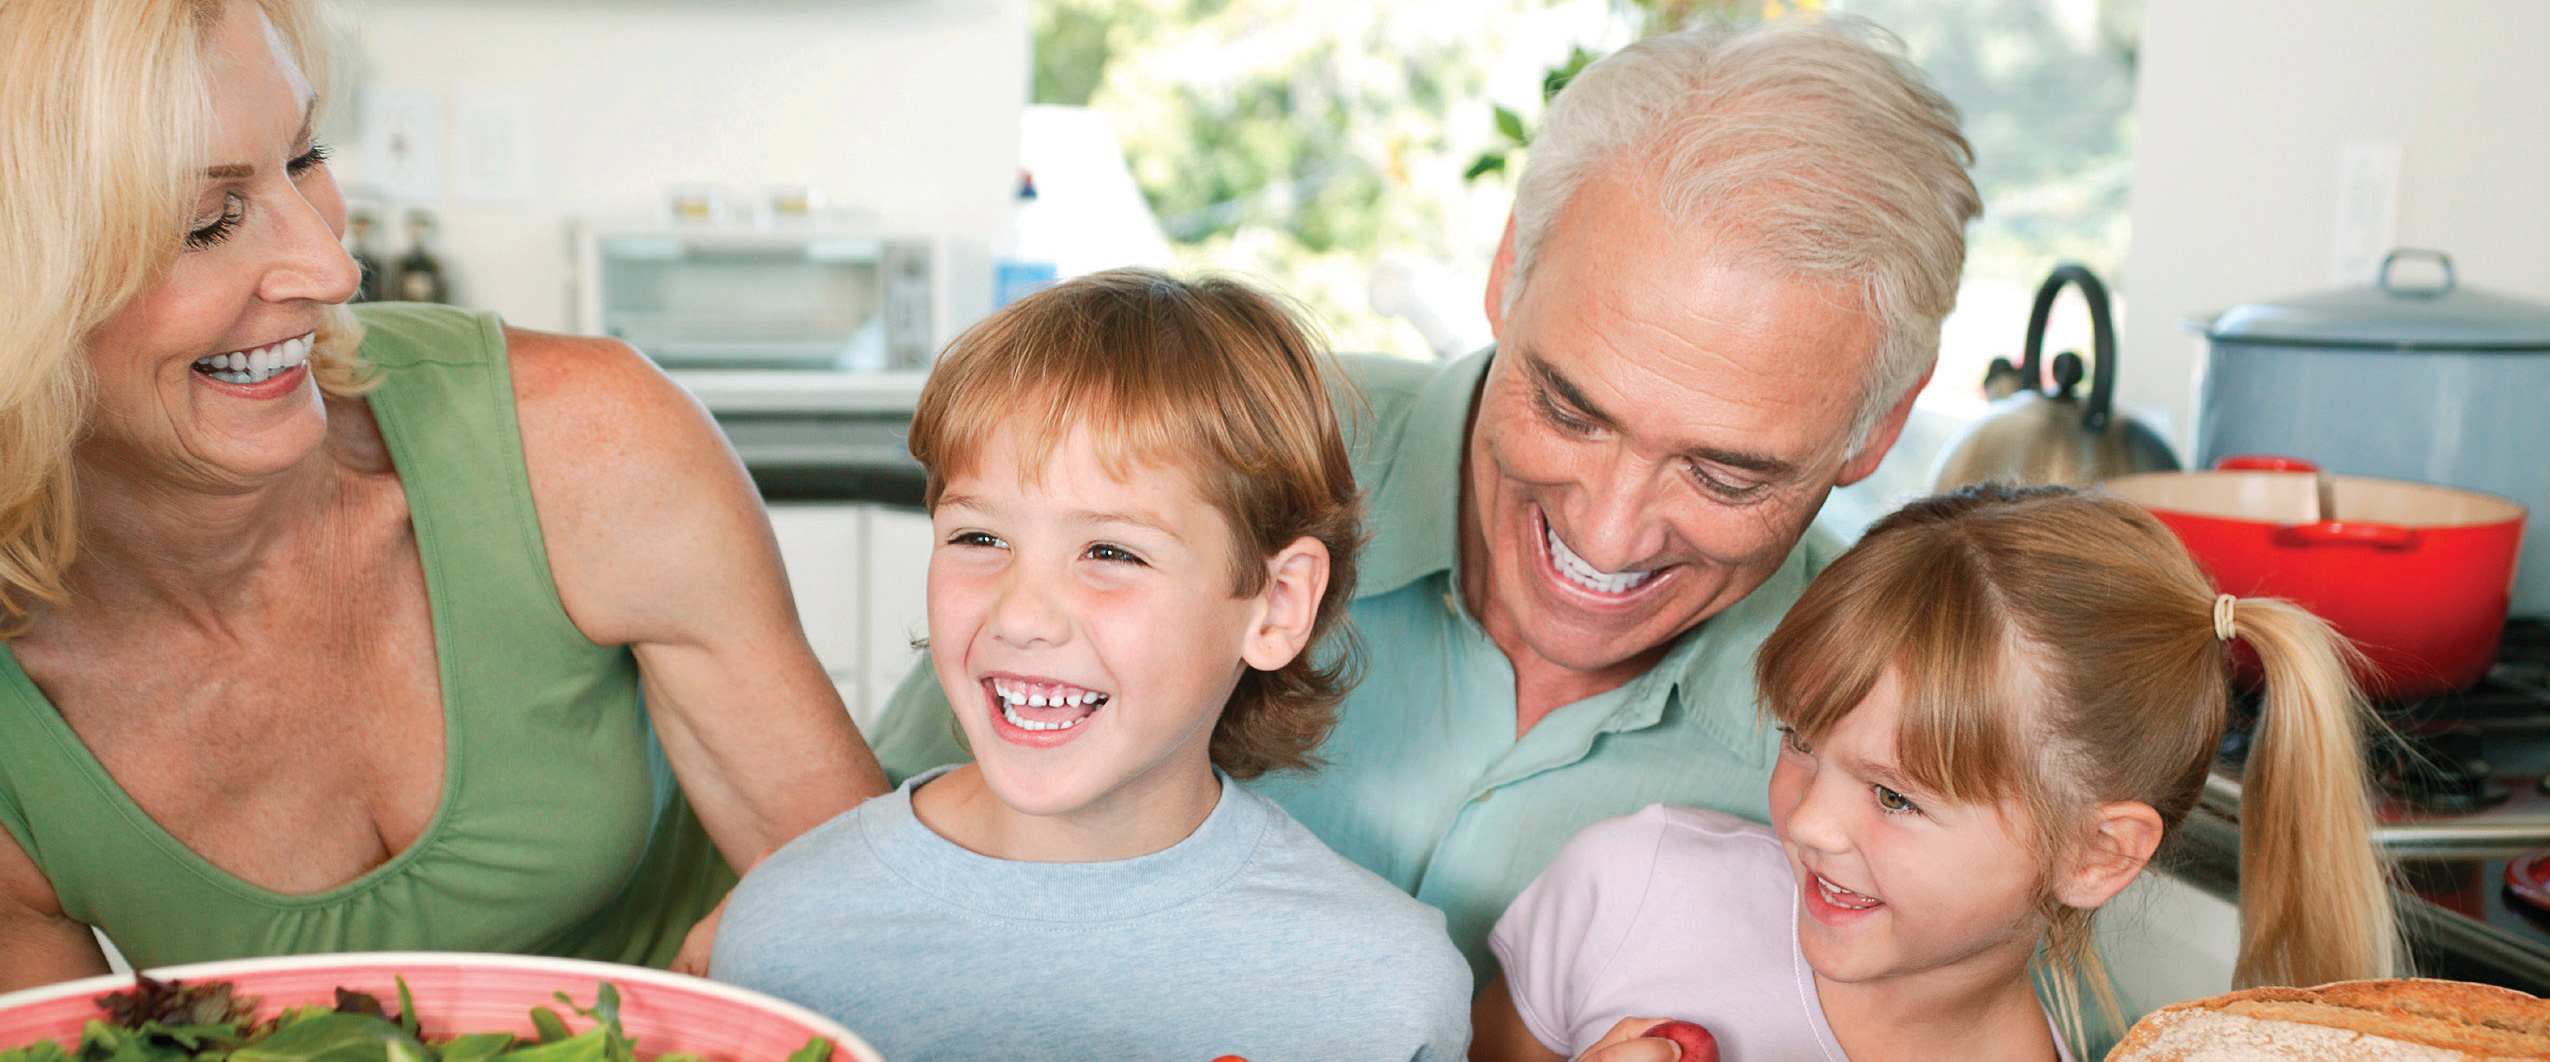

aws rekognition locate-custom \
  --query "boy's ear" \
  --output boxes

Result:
[1241,536,1331,673]
[2050,801,2164,911]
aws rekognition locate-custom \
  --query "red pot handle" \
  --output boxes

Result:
[2216,455,2321,473]
[2274,520,2422,550]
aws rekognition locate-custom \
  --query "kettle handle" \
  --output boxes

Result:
[2021,264,2120,431]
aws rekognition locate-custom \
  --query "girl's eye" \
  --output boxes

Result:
[185,193,246,250]
[286,141,332,177]
[1084,543,1145,565]
[1779,726,1812,755]
[947,530,1005,549]
[1874,785,1921,815]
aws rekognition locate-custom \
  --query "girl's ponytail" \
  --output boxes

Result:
[2228,595,2400,988]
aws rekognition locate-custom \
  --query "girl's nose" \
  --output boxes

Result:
[1783,770,1856,857]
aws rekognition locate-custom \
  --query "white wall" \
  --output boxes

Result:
[323,0,1027,336]
[2122,0,2550,456]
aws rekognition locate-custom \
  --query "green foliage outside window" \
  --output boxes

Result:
[1037,0,2142,363]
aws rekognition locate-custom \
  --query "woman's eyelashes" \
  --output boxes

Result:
[182,141,332,251]
[286,141,330,177]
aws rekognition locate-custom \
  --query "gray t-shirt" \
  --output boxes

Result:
[711,767,1473,1062]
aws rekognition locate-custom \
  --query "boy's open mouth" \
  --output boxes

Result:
[989,676,1112,733]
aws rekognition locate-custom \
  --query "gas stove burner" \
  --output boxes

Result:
[2373,726,2514,815]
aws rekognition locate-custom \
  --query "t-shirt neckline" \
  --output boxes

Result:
[864,764,1272,923]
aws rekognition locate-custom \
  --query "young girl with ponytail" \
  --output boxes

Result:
[1471,484,2397,1062]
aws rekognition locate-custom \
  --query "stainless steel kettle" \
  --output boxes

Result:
[1930,264,2179,491]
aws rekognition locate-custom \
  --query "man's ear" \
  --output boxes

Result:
[1483,213,1518,340]
[1834,361,1934,487]
[2050,801,2164,911]
[1240,536,1331,673]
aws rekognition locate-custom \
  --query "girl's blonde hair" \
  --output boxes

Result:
[1757,484,2397,1032]
[0,0,372,636]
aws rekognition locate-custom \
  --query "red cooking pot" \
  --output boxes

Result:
[2102,456,2527,698]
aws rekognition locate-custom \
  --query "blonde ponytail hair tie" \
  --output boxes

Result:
[2213,593,2239,642]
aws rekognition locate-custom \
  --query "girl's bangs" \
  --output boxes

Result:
[1761,529,2041,808]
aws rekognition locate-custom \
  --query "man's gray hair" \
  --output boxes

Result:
[1506,16,1980,449]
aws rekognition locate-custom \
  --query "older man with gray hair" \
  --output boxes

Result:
[867,14,1978,981]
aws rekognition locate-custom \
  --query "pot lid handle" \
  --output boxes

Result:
[2378,249,2456,297]
[2022,264,2120,431]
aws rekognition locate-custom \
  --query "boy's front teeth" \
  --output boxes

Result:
[993,678,1110,732]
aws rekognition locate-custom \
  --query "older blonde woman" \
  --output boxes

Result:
[0,0,884,989]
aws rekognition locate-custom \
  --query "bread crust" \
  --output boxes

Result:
[2104,979,2550,1061]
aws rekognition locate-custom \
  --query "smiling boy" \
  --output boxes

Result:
[710,270,1471,1062]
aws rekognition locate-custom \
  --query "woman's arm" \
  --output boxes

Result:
[506,328,887,873]
[0,825,108,993]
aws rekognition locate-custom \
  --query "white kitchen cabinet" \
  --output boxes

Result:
[764,502,933,734]
[863,507,935,727]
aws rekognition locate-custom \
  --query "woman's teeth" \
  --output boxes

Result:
[192,333,314,385]
[1816,873,1882,911]
[1547,524,1658,595]
[993,678,1110,733]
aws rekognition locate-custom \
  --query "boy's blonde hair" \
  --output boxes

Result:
[907,268,1363,780]
[1757,484,2397,1035]
[0,0,372,636]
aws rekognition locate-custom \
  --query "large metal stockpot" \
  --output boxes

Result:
[2191,249,2550,616]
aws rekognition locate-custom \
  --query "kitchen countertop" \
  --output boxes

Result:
[675,370,927,507]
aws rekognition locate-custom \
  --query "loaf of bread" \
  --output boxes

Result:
[2104,979,2550,1061]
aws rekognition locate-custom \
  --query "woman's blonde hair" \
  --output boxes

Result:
[907,268,1364,780]
[1758,484,2398,1036]
[0,0,371,636]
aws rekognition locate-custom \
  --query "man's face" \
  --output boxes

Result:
[1465,169,1912,678]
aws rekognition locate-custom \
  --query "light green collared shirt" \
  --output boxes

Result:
[865,349,1840,982]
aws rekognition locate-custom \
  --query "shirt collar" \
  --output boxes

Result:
[1355,348,1493,599]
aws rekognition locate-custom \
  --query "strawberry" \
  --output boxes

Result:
[1642,1020,1719,1062]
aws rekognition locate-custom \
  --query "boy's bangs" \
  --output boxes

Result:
[1762,532,2040,808]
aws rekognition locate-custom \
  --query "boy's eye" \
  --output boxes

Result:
[1083,543,1145,565]
[1873,785,1920,815]
[946,530,1005,549]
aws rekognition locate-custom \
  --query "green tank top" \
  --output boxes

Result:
[0,303,732,968]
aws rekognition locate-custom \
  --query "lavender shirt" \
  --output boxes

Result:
[1489,805,2078,1062]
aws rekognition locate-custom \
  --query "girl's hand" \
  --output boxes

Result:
[1571,1018,1698,1062]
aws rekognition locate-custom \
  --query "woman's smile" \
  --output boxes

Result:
[191,331,315,387]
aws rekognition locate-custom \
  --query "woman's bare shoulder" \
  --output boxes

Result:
[495,325,771,646]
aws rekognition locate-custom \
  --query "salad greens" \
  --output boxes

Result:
[2,978,831,1062]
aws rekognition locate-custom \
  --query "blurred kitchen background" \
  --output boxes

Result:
[313,0,2550,1028]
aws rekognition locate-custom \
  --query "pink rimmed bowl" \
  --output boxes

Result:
[0,953,883,1062]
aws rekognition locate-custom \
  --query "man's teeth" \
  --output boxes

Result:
[1816,874,1882,910]
[992,678,1110,733]
[192,333,314,385]
[1546,524,1658,595]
